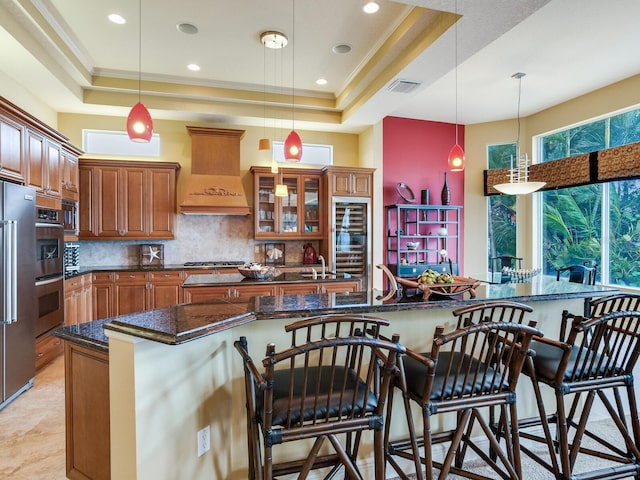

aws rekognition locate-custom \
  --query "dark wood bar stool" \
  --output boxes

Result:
[234,314,405,480]
[451,300,534,328]
[385,319,542,480]
[519,310,640,480]
[588,292,640,317]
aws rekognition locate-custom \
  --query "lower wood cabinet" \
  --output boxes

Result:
[64,274,93,327]
[277,280,361,295]
[148,270,183,308]
[93,270,185,320]
[91,269,362,318]
[317,280,361,294]
[64,342,110,480]
[183,284,278,304]
[277,283,320,295]
[114,271,149,316]
[35,333,63,371]
[92,272,115,320]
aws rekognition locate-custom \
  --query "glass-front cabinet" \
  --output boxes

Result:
[251,167,323,239]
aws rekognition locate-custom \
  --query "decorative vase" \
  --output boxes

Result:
[441,172,451,205]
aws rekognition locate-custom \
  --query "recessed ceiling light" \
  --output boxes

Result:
[187,64,201,72]
[108,14,126,25]
[316,78,328,85]
[177,23,199,35]
[332,44,352,54]
[363,2,380,14]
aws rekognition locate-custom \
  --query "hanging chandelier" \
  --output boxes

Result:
[494,72,546,195]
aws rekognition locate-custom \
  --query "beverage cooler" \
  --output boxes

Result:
[329,197,371,289]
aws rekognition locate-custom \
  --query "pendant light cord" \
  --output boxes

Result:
[517,75,522,153]
[137,0,142,103]
[454,0,458,145]
[291,0,295,129]
[263,42,267,137]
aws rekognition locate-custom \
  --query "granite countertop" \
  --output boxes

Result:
[54,275,617,350]
[182,272,359,286]
[64,263,323,279]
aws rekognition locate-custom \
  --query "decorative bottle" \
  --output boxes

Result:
[441,172,451,205]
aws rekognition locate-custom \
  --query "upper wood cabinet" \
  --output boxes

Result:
[0,96,82,194]
[323,166,374,197]
[26,129,62,198]
[61,145,81,200]
[79,159,180,240]
[251,166,324,239]
[0,112,25,183]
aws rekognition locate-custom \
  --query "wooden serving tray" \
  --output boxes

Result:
[396,275,480,300]
[376,265,480,301]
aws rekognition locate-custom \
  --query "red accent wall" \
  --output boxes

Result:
[382,116,465,271]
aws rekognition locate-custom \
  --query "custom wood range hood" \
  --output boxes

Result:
[180,126,250,215]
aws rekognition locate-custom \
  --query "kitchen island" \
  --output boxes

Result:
[55,277,616,480]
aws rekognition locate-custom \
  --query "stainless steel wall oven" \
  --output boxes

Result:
[35,207,64,337]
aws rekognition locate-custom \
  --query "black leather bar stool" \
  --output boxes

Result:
[519,309,640,480]
[385,319,542,480]
[235,314,405,480]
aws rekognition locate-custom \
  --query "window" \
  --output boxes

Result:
[539,108,640,287]
[488,143,517,273]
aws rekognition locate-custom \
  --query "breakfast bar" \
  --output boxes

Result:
[55,277,616,479]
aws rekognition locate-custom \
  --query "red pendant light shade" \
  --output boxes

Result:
[284,130,302,162]
[127,102,153,142]
[448,142,465,171]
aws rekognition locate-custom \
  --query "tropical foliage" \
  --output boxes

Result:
[540,108,640,287]
[487,144,517,268]
[488,108,640,288]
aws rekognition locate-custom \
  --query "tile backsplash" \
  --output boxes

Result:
[78,215,312,266]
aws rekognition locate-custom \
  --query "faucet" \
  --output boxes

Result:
[318,255,326,279]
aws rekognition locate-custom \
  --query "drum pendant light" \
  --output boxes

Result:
[448,0,465,171]
[493,73,546,195]
[284,0,302,161]
[127,0,153,142]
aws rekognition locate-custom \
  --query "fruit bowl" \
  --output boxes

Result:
[238,264,280,280]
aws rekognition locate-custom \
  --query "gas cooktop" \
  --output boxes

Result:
[183,261,245,267]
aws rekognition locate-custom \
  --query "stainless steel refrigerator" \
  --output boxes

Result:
[1,181,36,411]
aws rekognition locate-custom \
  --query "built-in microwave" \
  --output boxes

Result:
[61,199,78,236]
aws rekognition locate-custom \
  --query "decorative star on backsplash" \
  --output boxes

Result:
[144,246,162,261]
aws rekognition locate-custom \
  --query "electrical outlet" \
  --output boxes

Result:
[197,426,210,457]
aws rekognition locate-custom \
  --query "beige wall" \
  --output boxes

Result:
[0,71,58,127]
[57,114,360,212]
[463,74,640,277]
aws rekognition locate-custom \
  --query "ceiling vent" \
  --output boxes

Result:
[387,79,423,94]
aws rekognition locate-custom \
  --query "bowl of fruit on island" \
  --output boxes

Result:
[394,268,481,300]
